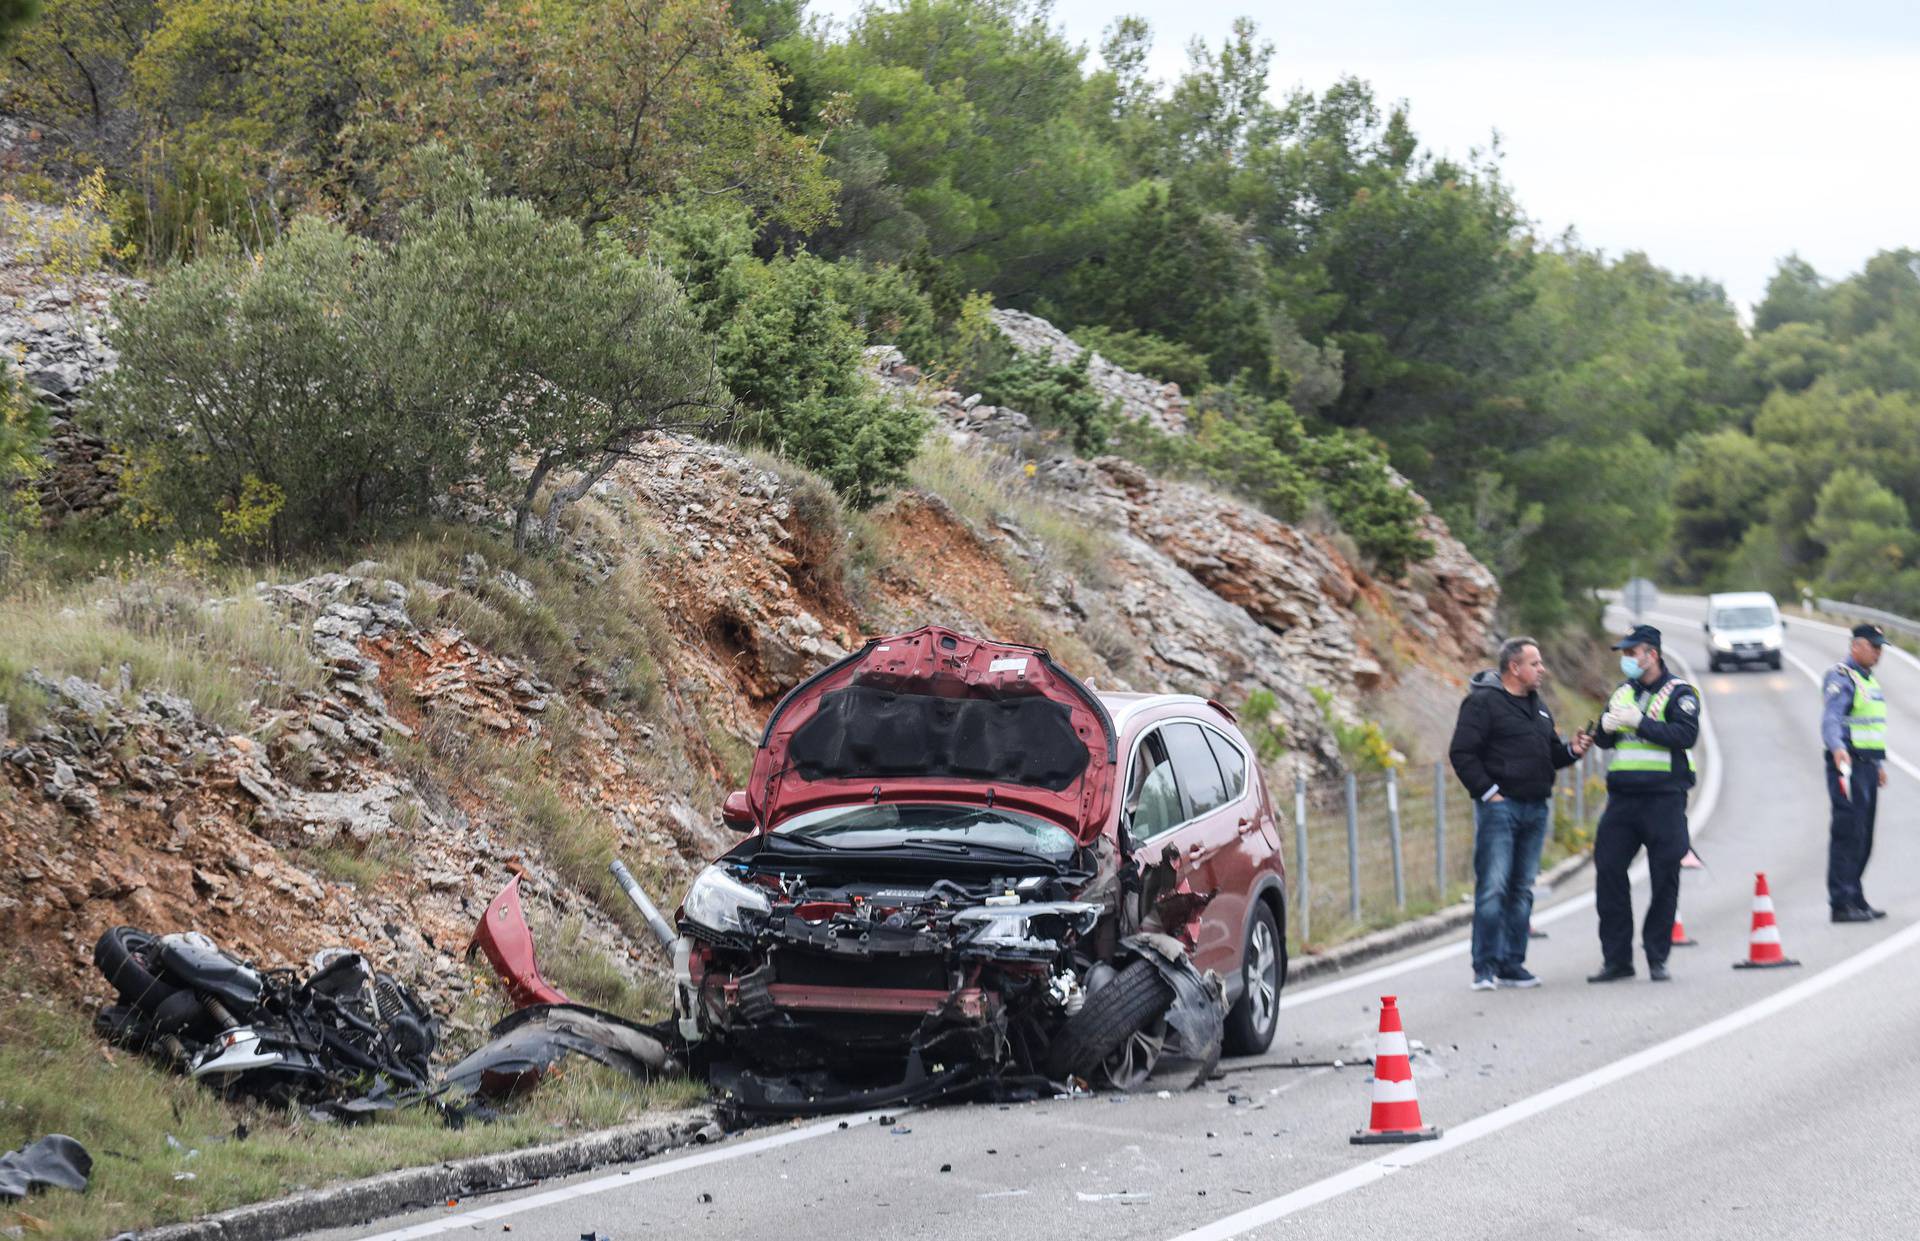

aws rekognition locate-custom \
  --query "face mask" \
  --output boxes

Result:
[1619,654,1643,678]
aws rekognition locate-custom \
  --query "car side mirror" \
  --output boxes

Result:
[1701,622,1710,633]
[1781,618,1789,629]
[721,790,755,833]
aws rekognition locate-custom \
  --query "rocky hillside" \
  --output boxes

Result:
[0,229,1497,1030]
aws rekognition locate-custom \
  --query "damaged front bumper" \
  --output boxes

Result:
[675,891,1222,1113]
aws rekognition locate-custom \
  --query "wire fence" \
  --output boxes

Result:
[1287,753,1607,952]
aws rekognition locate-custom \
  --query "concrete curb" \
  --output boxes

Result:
[138,1107,720,1241]
[1285,849,1593,986]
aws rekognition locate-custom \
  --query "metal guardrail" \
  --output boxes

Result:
[1814,597,1920,641]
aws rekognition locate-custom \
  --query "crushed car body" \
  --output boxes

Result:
[668,625,1240,1114]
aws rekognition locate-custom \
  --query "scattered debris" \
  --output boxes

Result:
[442,1004,674,1100]
[0,1135,91,1201]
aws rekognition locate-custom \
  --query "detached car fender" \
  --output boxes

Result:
[469,875,570,1010]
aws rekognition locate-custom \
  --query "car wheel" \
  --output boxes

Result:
[1224,902,1284,1055]
[1047,958,1174,1087]
[1768,654,1783,671]
[1708,657,1723,673]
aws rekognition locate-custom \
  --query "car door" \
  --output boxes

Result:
[1155,721,1243,978]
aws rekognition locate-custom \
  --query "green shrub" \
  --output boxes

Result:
[1301,432,1433,576]
[1114,379,1315,520]
[825,257,940,361]
[1310,685,1400,771]
[1073,325,1212,392]
[1241,688,1289,763]
[974,349,1112,453]
[102,153,724,553]
[0,363,49,584]
[721,257,927,507]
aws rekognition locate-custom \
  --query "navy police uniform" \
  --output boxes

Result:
[1590,625,1700,977]
[1823,624,1890,919]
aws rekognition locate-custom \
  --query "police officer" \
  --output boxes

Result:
[1588,624,1700,983]
[1824,623,1890,922]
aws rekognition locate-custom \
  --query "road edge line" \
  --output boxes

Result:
[1171,915,1920,1241]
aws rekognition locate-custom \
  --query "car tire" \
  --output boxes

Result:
[1708,657,1724,673]
[1768,654,1783,671]
[1047,958,1173,1085]
[1224,902,1285,1056]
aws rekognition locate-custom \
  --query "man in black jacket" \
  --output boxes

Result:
[1450,636,1591,990]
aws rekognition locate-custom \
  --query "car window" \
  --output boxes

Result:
[1164,722,1229,816]
[1712,606,1775,628]
[1203,727,1247,801]
[1126,729,1184,838]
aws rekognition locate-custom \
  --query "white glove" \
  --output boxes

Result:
[1602,703,1644,733]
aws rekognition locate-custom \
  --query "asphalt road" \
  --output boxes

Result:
[304,597,1920,1241]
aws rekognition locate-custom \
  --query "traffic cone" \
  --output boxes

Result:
[1671,909,1697,947]
[1733,873,1801,970]
[1351,995,1441,1144]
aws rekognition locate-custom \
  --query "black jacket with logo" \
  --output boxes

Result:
[1449,670,1578,802]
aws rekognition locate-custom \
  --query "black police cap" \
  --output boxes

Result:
[1611,623,1662,651]
[1852,623,1887,647]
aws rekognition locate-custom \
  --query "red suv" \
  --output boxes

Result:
[671,626,1289,1113]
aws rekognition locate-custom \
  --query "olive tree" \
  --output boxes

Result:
[105,158,727,552]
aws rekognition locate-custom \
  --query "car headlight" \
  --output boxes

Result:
[1711,634,1733,650]
[679,865,771,936]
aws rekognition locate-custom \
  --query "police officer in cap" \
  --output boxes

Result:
[1824,623,1891,922]
[1588,623,1700,983]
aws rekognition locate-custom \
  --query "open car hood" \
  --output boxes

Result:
[748,626,1118,843]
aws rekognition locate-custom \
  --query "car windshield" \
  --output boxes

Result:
[772,803,1078,857]
[1713,607,1775,629]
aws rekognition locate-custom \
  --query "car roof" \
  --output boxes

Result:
[1095,690,1227,732]
[1706,591,1779,608]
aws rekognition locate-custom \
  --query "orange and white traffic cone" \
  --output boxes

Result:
[1351,995,1441,1144]
[1733,872,1800,970]
[1671,909,1697,947]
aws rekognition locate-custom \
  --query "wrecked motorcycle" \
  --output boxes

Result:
[94,927,437,1105]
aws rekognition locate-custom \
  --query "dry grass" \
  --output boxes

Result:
[907,439,1112,586]
[360,524,669,711]
[532,912,671,1019]
[0,572,324,733]
[0,985,705,1241]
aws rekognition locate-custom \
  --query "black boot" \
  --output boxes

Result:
[1587,962,1635,983]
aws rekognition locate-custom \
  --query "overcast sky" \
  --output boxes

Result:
[806,0,1920,315]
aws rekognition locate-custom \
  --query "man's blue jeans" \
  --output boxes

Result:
[1471,797,1550,977]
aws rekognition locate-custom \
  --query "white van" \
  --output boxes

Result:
[1704,591,1784,672]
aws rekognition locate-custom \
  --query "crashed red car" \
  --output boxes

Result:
[670,625,1289,1113]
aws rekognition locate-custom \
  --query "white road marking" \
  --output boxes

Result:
[348,1111,903,1241]
[1170,915,1920,1241]
[1283,615,1724,1011]
[1783,609,1920,674]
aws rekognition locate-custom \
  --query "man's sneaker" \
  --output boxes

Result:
[1587,963,1635,983]
[1470,972,1497,991]
[1832,906,1875,923]
[1648,962,1671,982]
[1495,967,1541,989]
